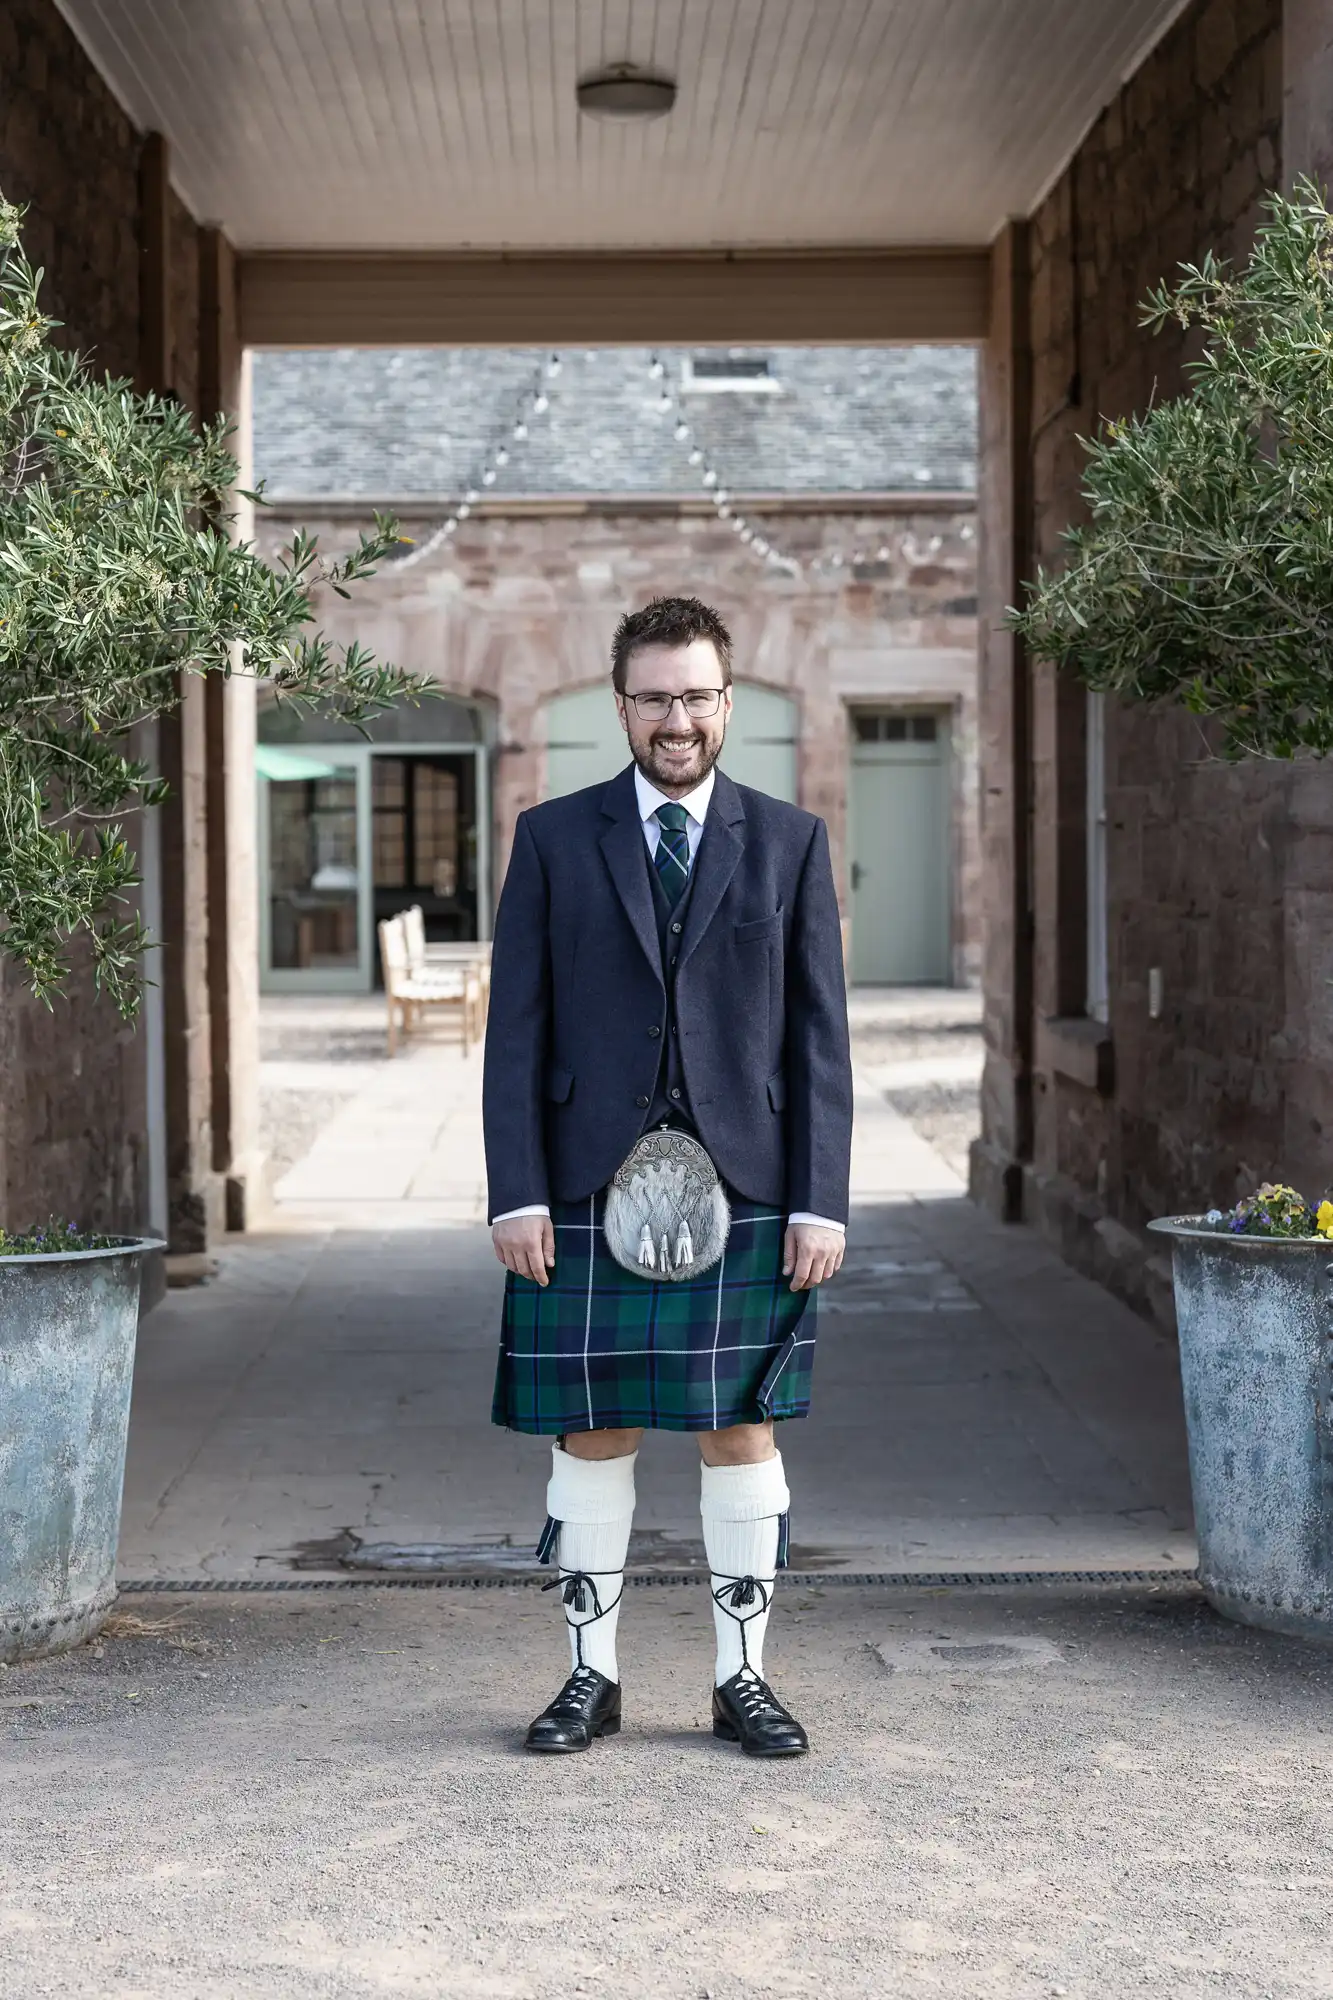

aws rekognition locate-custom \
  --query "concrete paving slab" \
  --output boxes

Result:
[119,993,1194,1580]
[2,1579,1330,1998]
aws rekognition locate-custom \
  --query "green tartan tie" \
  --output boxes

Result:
[653,802,691,907]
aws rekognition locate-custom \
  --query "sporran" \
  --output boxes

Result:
[603,1129,731,1281]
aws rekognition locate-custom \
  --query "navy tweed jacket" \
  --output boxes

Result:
[482,763,853,1223]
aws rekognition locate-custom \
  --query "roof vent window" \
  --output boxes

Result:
[682,353,782,395]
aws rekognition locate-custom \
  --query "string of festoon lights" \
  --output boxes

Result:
[648,351,940,581]
[392,350,563,571]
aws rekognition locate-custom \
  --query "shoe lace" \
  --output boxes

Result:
[541,1567,624,1670]
[730,1666,783,1720]
[548,1663,604,1715]
[711,1572,773,1674]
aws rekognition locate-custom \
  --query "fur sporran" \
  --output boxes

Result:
[603,1129,731,1281]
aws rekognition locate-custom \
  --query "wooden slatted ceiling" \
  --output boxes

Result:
[54,0,1187,254]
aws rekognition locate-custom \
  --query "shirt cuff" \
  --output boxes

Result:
[787,1213,846,1231]
[493,1205,551,1223]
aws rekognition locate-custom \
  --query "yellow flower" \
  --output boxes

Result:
[1317,1201,1333,1240]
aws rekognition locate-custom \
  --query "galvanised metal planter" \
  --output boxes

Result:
[0,1238,161,1663]
[1150,1215,1333,1639]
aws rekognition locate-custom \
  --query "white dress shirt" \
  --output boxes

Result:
[495,764,844,1234]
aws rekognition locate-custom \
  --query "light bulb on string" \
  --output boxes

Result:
[482,469,497,486]
[717,503,731,518]
[688,448,703,465]
[465,488,479,504]
[655,392,672,414]
[702,470,717,488]
[673,421,690,441]
[495,448,510,467]
[715,490,729,505]
[649,356,665,379]
[513,421,528,441]
[457,503,471,519]
[546,354,562,377]
[877,545,889,560]
[533,393,549,415]
[443,518,458,536]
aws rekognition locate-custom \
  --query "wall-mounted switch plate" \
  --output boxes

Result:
[1148,967,1164,1020]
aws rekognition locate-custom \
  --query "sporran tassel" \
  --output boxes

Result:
[675,1225,693,1269]
[638,1223,656,1268]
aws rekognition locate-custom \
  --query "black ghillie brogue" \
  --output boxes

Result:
[712,1668,809,1757]
[524,1665,622,1753]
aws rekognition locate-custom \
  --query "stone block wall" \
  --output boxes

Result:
[259,503,982,983]
[992,0,1299,1318]
[0,2,213,1241]
[0,0,153,1235]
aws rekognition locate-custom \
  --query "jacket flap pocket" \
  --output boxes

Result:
[545,1066,574,1104]
[767,1071,787,1112]
[735,909,782,942]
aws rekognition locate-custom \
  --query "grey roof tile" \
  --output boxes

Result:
[251,345,977,500]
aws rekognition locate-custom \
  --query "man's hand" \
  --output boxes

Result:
[492,1214,556,1287]
[782,1223,844,1292]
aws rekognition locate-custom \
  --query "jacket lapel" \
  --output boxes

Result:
[677,768,746,972]
[598,765,663,986]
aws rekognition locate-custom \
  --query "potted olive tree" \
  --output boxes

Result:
[0,196,423,1662]
[1013,183,1333,1640]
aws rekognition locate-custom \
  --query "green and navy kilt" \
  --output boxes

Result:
[492,1189,816,1435]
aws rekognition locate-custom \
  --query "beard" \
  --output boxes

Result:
[630,721,725,792]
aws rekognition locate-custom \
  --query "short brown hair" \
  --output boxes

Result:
[611,595,734,694]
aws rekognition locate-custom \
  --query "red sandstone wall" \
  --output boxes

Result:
[258,504,982,983]
[1022,0,1291,1301]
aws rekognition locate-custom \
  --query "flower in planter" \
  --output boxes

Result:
[0,1218,119,1256]
[1220,1183,1323,1238]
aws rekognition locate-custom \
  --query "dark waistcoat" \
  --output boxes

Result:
[643,831,698,1133]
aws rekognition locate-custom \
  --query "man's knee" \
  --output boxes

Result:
[698,1420,776,1467]
[561,1427,644,1461]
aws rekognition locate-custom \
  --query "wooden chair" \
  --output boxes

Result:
[378,914,478,1057]
[403,906,491,1027]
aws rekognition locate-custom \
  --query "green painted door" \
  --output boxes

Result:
[543,681,797,802]
[849,712,951,984]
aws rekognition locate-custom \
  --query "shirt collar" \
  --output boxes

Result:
[633,765,716,828]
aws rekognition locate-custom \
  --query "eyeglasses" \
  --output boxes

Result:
[623,689,726,720]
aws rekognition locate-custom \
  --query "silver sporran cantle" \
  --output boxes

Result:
[603,1129,731,1281]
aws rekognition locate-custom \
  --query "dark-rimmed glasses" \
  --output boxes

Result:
[622,689,726,720]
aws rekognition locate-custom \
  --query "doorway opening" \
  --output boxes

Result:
[848,706,952,986]
[256,693,490,994]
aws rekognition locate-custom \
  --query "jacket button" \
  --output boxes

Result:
[670,921,683,934]
[670,1087,681,1100]
[635,1095,650,1108]
[647,1026,661,1038]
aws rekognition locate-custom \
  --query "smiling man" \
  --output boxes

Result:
[484,595,853,1759]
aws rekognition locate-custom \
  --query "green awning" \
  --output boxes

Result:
[255,745,342,782]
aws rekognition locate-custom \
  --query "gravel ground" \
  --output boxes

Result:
[258,1002,387,1180]
[2,1580,1331,1998]
[850,1010,983,1182]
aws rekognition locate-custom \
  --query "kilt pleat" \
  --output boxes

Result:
[492,1190,816,1434]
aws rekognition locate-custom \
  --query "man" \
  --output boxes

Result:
[485,595,852,1758]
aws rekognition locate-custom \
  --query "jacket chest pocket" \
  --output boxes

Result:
[734,910,782,944]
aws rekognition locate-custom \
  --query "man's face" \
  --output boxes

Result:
[616,637,733,794]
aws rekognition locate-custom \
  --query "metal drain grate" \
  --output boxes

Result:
[115,1567,1200,1593]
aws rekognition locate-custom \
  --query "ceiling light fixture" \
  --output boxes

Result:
[577,64,677,120]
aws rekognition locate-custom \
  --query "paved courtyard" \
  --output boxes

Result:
[120,989,1192,1581]
[3,991,1267,2000]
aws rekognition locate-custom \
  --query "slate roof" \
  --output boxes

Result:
[251,345,977,501]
